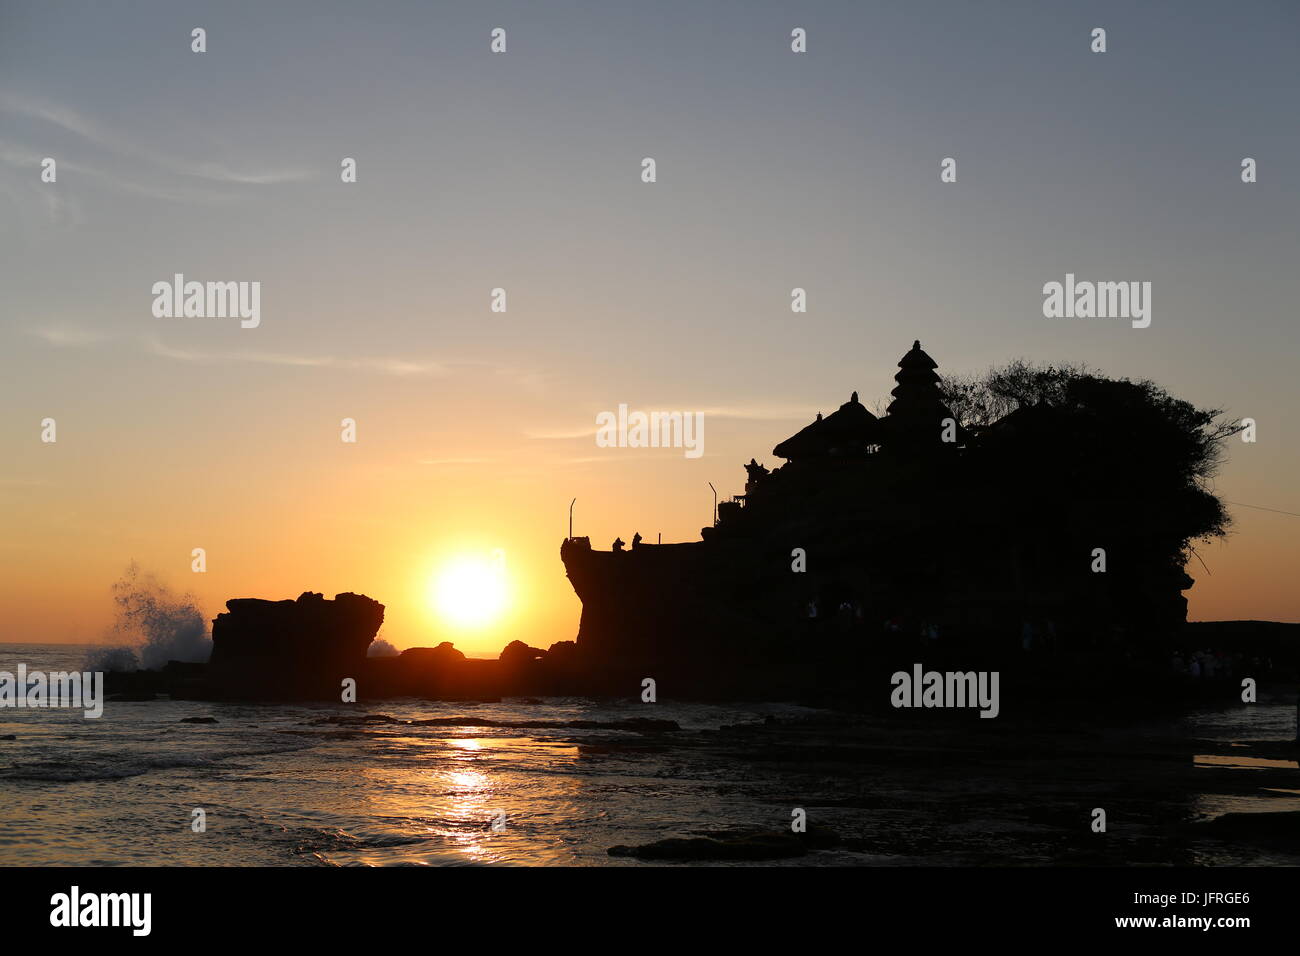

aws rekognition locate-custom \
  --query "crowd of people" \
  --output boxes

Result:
[1171,649,1268,681]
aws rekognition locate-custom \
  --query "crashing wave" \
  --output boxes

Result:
[83,563,212,671]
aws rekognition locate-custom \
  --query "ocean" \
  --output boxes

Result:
[2,642,1298,866]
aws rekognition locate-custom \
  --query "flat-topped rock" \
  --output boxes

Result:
[208,591,384,699]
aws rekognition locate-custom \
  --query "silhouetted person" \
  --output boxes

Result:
[632,532,643,550]
[613,537,626,552]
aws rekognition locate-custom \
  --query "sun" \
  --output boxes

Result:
[430,553,509,629]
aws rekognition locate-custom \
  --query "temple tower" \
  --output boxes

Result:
[883,340,956,446]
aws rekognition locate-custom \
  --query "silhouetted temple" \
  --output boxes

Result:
[561,340,1198,696]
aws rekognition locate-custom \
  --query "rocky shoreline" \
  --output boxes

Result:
[98,591,1299,720]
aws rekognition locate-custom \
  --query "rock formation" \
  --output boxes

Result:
[360,636,590,699]
[560,339,1251,702]
[207,591,384,699]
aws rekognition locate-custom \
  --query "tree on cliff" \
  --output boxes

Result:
[941,361,1241,560]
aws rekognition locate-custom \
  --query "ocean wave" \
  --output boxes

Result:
[0,742,311,783]
[311,713,682,732]
[82,563,212,671]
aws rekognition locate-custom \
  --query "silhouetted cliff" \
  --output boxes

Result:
[207,591,384,699]
[560,341,1249,701]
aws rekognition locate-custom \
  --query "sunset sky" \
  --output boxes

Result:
[2,0,1298,656]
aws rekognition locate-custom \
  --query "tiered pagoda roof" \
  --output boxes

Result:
[772,392,879,460]
[773,340,957,461]
[882,339,955,439]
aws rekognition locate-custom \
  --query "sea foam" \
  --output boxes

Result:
[83,564,212,671]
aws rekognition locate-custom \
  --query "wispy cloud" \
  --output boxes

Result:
[0,156,85,224]
[0,92,314,187]
[525,403,810,441]
[417,457,496,466]
[551,452,719,464]
[27,325,113,347]
[21,322,542,387]
[0,93,315,219]
[526,424,602,440]
[696,404,817,422]
[141,335,453,376]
